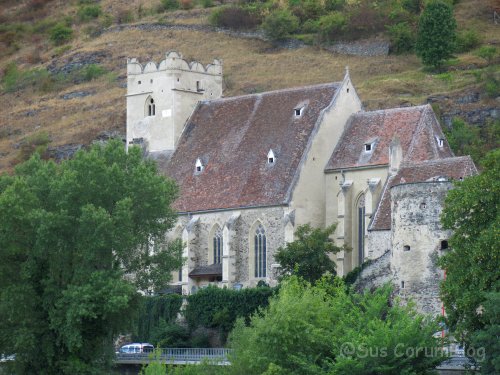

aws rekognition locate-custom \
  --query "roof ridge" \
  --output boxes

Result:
[401,155,474,167]
[201,82,341,104]
[355,105,428,117]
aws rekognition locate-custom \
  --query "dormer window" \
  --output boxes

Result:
[436,137,444,147]
[195,158,204,173]
[363,138,376,153]
[267,149,276,164]
[294,107,304,117]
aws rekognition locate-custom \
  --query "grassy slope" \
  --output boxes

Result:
[0,0,498,171]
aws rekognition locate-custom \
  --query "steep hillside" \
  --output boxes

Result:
[0,0,498,172]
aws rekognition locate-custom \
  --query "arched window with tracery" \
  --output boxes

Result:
[356,194,365,266]
[254,224,267,278]
[213,228,222,264]
[146,96,155,117]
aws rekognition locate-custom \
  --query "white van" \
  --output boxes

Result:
[119,343,154,354]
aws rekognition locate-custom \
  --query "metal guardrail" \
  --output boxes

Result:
[115,348,232,365]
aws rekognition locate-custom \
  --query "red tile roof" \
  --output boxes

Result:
[325,105,453,171]
[164,83,340,212]
[369,156,478,231]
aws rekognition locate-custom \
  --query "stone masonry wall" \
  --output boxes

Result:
[390,182,453,316]
[168,206,287,293]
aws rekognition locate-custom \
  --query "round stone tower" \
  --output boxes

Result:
[390,181,453,315]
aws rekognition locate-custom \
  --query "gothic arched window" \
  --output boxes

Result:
[254,224,266,278]
[357,194,365,266]
[213,228,222,264]
[146,97,155,117]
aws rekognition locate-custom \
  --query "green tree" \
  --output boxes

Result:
[262,9,299,41]
[470,289,500,374]
[274,224,341,283]
[228,277,443,375]
[0,140,182,374]
[415,0,456,69]
[439,150,500,372]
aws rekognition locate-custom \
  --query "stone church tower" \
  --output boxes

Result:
[126,51,223,154]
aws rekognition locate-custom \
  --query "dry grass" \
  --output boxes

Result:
[0,0,498,172]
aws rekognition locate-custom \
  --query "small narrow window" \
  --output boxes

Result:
[267,149,275,164]
[441,240,449,250]
[195,158,204,173]
[150,79,153,84]
[403,245,410,251]
[420,202,427,209]
[138,80,141,85]
[196,81,202,92]
[178,266,182,282]
[294,107,303,117]
[147,98,155,116]
[401,281,405,289]
[347,88,350,93]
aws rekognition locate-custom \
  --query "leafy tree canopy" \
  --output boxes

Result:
[439,149,500,371]
[228,277,443,375]
[274,224,341,283]
[415,0,456,68]
[0,140,182,374]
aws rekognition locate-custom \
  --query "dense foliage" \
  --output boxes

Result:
[0,140,182,374]
[445,118,500,164]
[184,285,275,343]
[274,224,341,283]
[228,277,443,375]
[160,278,443,375]
[439,149,500,372]
[135,293,184,344]
[415,0,456,68]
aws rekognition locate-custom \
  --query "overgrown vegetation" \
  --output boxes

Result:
[445,118,500,164]
[184,285,275,343]
[1,62,108,93]
[439,150,500,374]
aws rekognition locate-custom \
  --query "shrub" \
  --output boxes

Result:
[49,23,73,45]
[476,46,497,62]
[300,18,319,33]
[344,1,388,39]
[77,5,102,22]
[209,6,260,30]
[290,0,324,23]
[135,294,184,343]
[116,9,134,24]
[200,0,214,8]
[387,22,415,54]
[324,0,346,12]
[317,12,347,42]
[262,9,299,41]
[401,0,423,14]
[16,131,51,163]
[179,0,194,10]
[72,64,106,82]
[184,285,274,342]
[455,29,481,53]
[1,63,52,93]
[158,0,179,11]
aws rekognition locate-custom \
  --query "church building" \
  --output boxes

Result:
[126,51,476,315]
